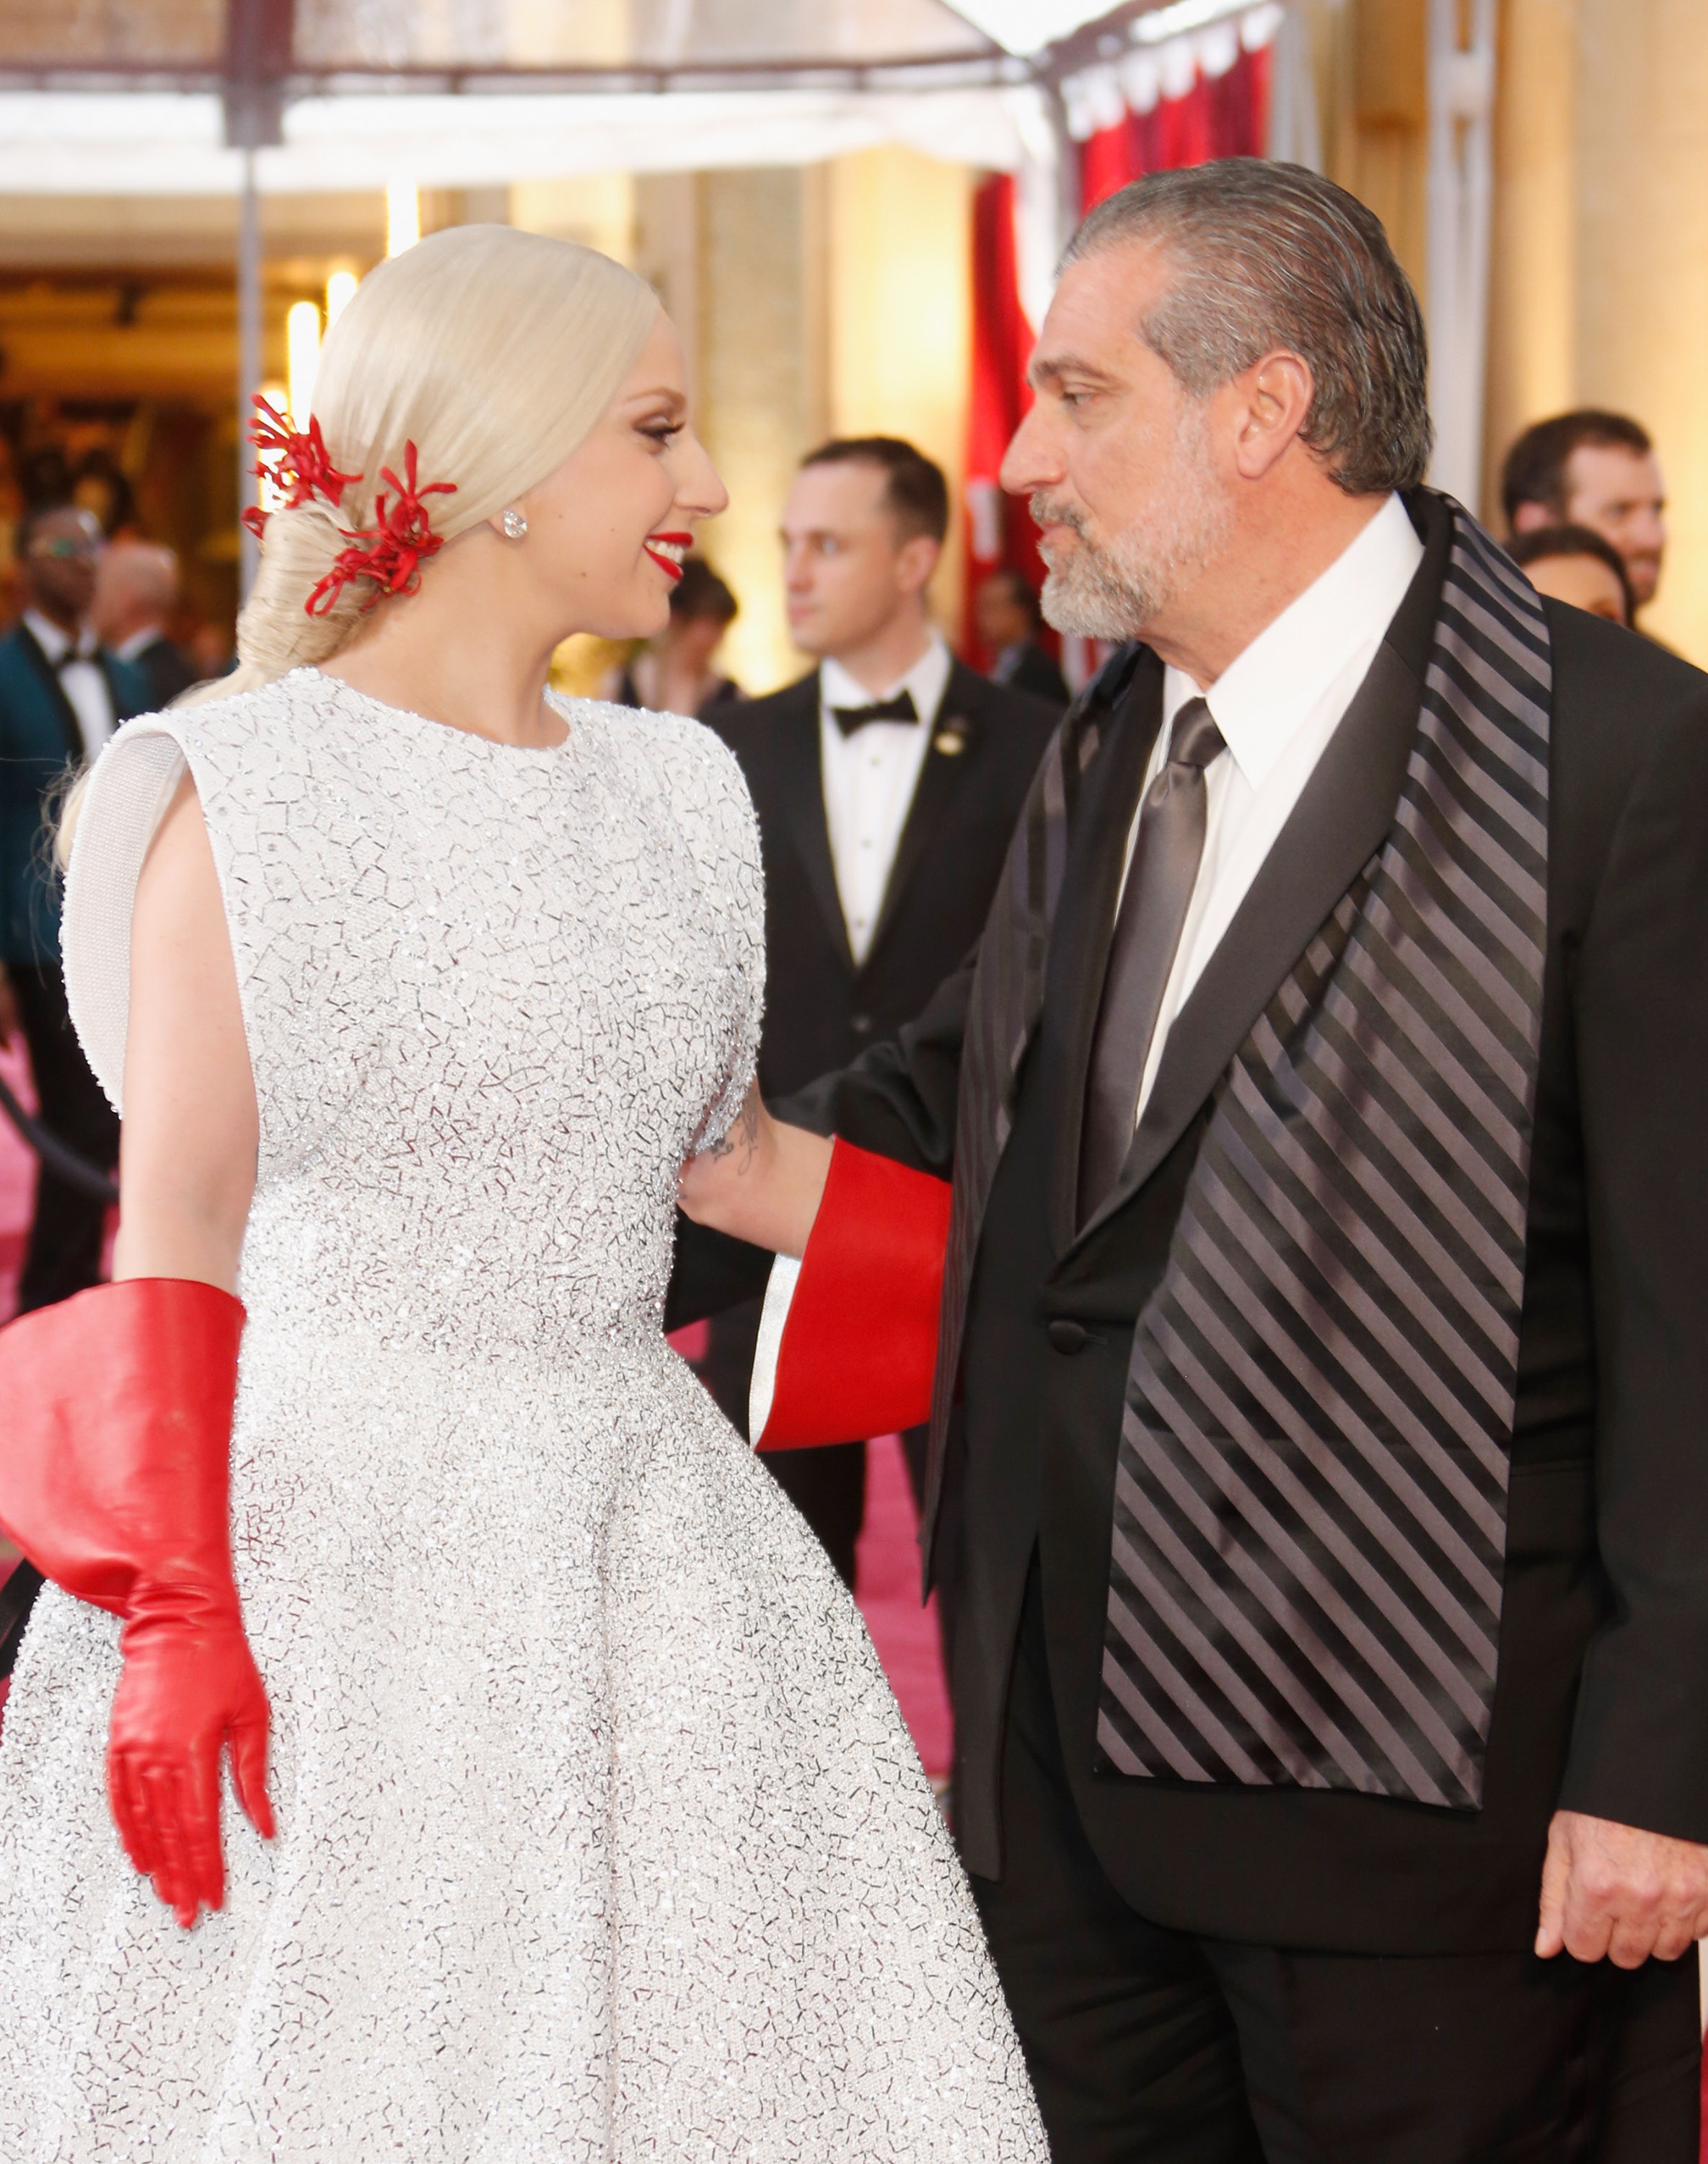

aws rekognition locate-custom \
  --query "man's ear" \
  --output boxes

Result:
[894,532,941,599]
[1510,501,1552,536]
[1228,349,1314,483]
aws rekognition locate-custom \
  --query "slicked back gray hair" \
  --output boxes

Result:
[1063,159,1432,497]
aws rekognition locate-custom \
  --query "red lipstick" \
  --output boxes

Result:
[643,530,692,581]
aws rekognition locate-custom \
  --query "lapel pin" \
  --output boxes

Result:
[933,718,968,756]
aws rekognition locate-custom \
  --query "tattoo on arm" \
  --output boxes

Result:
[702,1081,761,1169]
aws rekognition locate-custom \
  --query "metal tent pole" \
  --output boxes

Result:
[237,146,260,601]
[224,0,293,604]
[1425,0,1497,511]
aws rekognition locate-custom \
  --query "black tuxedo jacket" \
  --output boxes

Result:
[708,659,1060,1097]
[993,641,1070,707]
[131,633,198,711]
[677,497,1708,1954]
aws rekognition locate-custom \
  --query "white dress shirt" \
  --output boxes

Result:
[1123,492,1423,1127]
[819,634,952,967]
[23,608,115,761]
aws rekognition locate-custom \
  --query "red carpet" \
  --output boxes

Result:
[853,1433,954,1786]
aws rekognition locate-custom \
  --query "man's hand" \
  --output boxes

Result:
[0,964,17,1049]
[1536,1808,1708,1966]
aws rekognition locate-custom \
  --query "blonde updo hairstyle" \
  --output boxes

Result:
[205,224,661,700]
[54,229,658,863]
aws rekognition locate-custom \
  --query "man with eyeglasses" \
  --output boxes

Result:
[0,503,149,1312]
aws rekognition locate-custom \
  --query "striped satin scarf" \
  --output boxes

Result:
[932,499,1551,1810]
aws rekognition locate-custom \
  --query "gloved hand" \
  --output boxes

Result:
[0,1277,275,1927]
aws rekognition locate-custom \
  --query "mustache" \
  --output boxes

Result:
[1029,493,1089,540]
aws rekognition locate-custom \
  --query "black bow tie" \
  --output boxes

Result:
[831,690,919,736]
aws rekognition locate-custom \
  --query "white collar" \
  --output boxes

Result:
[24,609,94,665]
[1163,493,1424,787]
[820,631,952,731]
[114,625,162,665]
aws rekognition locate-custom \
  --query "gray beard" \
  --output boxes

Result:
[1040,537,1163,641]
[1036,413,1231,641]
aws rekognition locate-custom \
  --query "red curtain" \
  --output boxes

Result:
[961,38,1272,667]
[1079,42,1272,213]
[961,172,1050,668]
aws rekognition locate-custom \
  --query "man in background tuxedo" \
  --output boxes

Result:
[0,504,149,1312]
[678,162,1708,2156]
[975,568,1070,706]
[700,437,1058,1583]
[91,539,198,710]
[1502,409,1667,623]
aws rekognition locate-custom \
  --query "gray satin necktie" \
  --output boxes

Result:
[1078,693,1225,1220]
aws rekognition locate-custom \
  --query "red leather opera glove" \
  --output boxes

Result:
[757,1140,954,1451]
[0,1278,274,1927]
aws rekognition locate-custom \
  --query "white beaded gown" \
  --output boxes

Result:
[0,669,1047,2163]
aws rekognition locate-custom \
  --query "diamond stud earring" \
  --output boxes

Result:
[500,509,527,541]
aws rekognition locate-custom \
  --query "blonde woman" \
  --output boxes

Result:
[0,229,1044,2162]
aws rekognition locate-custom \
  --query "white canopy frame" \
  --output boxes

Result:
[1,0,1463,585]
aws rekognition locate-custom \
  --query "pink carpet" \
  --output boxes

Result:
[0,1037,32,1731]
[0,1034,35,1324]
[853,1433,954,1786]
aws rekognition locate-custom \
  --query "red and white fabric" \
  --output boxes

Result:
[1062,6,1280,214]
[749,1141,952,1453]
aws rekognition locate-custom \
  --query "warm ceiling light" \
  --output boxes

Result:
[325,268,358,325]
[386,180,420,257]
[286,301,321,427]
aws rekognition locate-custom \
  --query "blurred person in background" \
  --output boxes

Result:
[0,503,148,1312]
[686,436,1059,1588]
[974,566,1070,705]
[0,439,25,615]
[187,620,237,683]
[1503,410,1666,620]
[92,539,198,708]
[604,553,743,718]
[1509,524,1634,626]
[71,448,137,541]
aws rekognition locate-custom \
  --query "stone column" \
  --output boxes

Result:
[1485,0,1708,659]
[824,148,974,647]
[690,167,818,695]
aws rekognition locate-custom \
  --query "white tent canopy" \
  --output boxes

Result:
[0,82,1049,195]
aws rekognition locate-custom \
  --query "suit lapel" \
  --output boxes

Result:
[864,660,984,964]
[775,672,855,973]
[1042,653,1165,1252]
[14,623,86,762]
[100,650,141,724]
[1065,501,1452,1256]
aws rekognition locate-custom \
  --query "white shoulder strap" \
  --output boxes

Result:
[61,719,191,1114]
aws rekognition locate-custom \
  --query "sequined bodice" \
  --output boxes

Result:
[164,672,762,1358]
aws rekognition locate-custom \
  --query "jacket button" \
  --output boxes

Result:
[850,1013,872,1034]
[1047,1319,1090,1355]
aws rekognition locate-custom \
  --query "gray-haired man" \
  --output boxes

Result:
[691,159,1708,2155]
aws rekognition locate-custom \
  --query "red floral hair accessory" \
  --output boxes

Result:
[303,443,457,617]
[242,395,363,541]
